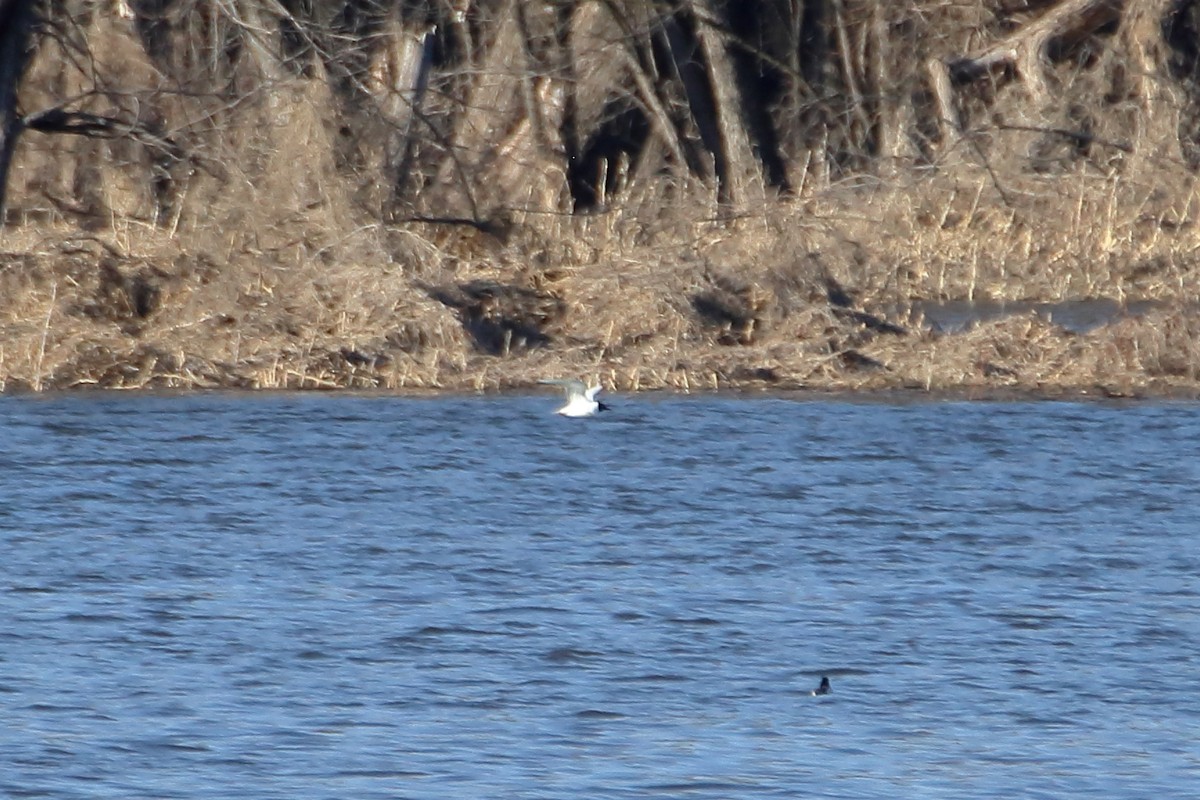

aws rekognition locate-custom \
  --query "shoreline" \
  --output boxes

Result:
[3,380,1197,403]
[3,225,1200,401]
[5,179,1200,401]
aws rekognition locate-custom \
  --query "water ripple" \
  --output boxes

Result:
[1,394,1198,798]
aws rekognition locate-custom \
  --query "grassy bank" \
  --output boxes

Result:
[4,166,1199,398]
[3,1,1200,398]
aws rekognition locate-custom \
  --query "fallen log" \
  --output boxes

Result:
[929,0,1123,133]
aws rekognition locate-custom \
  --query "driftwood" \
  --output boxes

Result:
[928,0,1124,135]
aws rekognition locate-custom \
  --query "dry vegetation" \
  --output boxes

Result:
[3,0,1200,397]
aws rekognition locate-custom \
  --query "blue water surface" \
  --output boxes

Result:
[1,393,1198,799]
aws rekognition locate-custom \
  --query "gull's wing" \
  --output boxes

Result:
[538,379,587,399]
[584,384,602,401]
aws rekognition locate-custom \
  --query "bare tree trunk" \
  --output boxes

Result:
[0,0,38,221]
[867,2,901,170]
[688,0,760,205]
[665,1,760,206]
[1122,0,1182,160]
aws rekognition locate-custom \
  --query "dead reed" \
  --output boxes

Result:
[3,162,1200,397]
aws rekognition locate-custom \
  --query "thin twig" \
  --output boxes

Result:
[34,280,57,392]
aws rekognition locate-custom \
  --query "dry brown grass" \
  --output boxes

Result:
[5,2,1200,397]
[5,159,1200,398]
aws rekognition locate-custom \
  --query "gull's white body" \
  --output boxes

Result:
[539,379,606,417]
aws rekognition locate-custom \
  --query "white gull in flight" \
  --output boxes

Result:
[538,379,611,417]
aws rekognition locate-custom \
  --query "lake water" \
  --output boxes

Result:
[2,393,1198,799]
